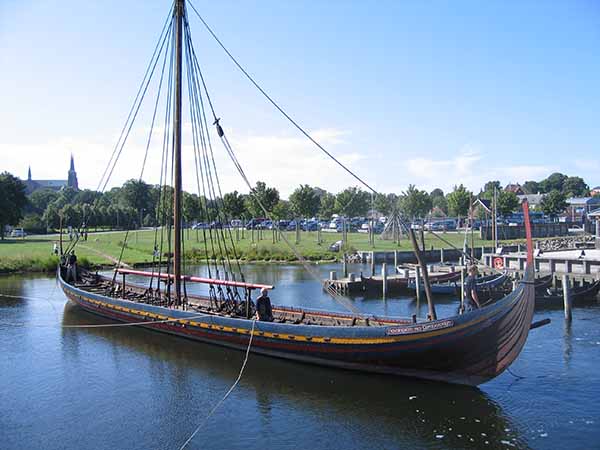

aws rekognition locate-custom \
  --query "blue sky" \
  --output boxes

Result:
[1,0,599,197]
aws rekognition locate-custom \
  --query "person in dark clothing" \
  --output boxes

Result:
[463,265,481,312]
[67,251,78,282]
[255,287,273,322]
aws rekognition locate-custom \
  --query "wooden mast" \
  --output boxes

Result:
[173,0,184,306]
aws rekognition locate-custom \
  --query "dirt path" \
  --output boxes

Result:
[78,244,132,268]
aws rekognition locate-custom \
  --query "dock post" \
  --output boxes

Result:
[460,266,465,312]
[563,274,572,322]
[382,263,388,298]
[415,266,421,302]
[371,251,375,277]
[440,247,444,263]
[342,253,348,278]
[394,250,398,273]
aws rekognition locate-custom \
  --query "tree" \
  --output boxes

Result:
[60,204,81,228]
[0,172,28,239]
[334,187,370,217]
[522,180,541,194]
[182,192,201,225]
[318,192,336,218]
[73,189,101,205]
[28,189,59,214]
[119,179,152,219]
[430,188,445,199]
[539,172,567,193]
[481,181,502,200]
[289,185,320,218]
[271,200,292,220]
[373,193,398,216]
[245,181,280,218]
[497,191,520,216]
[222,191,247,219]
[398,185,431,219]
[446,184,472,217]
[42,204,61,230]
[432,195,448,215]
[562,176,589,198]
[19,213,45,234]
[540,190,567,217]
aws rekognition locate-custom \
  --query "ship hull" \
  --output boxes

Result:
[59,267,535,386]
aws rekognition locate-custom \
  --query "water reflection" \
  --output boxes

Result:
[62,302,529,449]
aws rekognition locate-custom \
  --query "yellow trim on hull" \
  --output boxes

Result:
[67,286,515,346]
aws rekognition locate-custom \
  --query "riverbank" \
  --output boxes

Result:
[0,228,494,274]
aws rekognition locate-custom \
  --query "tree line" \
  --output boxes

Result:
[0,170,595,238]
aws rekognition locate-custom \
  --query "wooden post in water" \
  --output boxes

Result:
[370,251,375,277]
[342,253,348,278]
[563,274,572,321]
[382,262,388,298]
[440,247,444,263]
[394,250,398,273]
[460,266,465,313]
[409,229,437,320]
[415,265,421,302]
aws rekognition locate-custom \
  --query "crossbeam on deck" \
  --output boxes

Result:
[115,268,274,290]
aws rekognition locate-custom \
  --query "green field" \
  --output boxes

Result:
[0,228,496,273]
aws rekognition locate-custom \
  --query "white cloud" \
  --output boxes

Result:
[0,127,365,198]
[402,148,556,193]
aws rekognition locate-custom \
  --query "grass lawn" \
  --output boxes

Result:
[0,227,499,273]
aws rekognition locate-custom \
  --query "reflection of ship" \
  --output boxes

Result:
[58,0,537,387]
[62,302,531,450]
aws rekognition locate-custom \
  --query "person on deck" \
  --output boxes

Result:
[464,265,481,312]
[67,251,78,282]
[255,287,273,322]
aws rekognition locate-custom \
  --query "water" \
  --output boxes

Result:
[1,264,599,450]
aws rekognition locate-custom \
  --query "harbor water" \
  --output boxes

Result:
[1,263,599,449]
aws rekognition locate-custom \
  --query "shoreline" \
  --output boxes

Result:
[0,255,341,276]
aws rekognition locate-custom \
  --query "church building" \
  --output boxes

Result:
[25,155,79,194]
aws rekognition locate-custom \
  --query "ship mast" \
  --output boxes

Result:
[173,0,184,307]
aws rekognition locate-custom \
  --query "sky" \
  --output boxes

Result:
[1,0,599,198]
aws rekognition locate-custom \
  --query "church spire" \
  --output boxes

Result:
[28,166,31,180]
[68,154,79,190]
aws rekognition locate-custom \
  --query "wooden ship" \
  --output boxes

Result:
[58,0,538,386]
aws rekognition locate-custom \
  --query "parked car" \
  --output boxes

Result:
[303,220,319,231]
[10,228,26,238]
[245,218,266,229]
[425,219,457,231]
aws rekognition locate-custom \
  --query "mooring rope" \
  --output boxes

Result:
[178,318,257,450]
